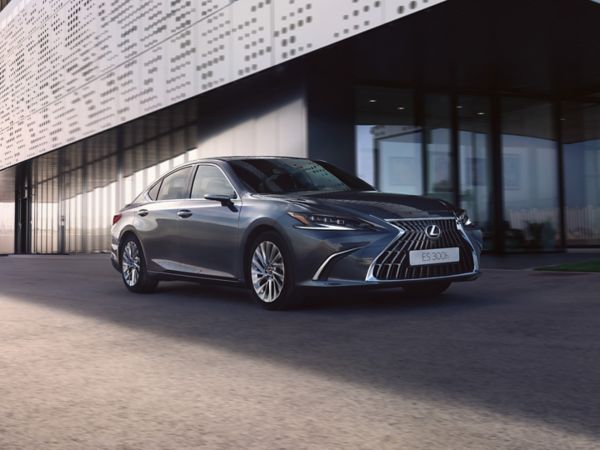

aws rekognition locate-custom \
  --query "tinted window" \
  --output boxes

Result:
[228,158,374,194]
[147,181,162,201]
[191,165,236,199]
[156,167,192,200]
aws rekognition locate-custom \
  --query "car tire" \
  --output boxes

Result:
[120,234,158,293]
[246,231,303,310]
[403,281,451,297]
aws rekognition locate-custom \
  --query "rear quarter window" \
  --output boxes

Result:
[156,167,193,201]
[147,181,162,201]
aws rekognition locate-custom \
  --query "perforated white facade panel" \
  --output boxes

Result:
[0,0,446,170]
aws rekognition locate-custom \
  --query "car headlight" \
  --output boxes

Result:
[288,212,377,231]
[456,210,473,226]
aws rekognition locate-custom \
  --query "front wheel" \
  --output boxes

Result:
[247,231,302,310]
[403,281,451,297]
[120,235,158,293]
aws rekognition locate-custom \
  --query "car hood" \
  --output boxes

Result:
[286,191,456,220]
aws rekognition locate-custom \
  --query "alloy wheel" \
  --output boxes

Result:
[251,241,285,303]
[122,241,141,287]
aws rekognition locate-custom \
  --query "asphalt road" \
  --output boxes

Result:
[0,255,599,450]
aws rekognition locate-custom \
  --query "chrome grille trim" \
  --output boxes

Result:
[312,247,360,281]
[366,217,477,281]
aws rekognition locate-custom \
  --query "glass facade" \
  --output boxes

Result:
[0,87,307,255]
[2,82,600,255]
[28,100,198,254]
[562,102,600,246]
[31,152,60,253]
[425,95,454,203]
[378,130,423,195]
[355,88,418,192]
[0,166,15,254]
[501,99,560,250]
[458,96,493,249]
[356,87,600,252]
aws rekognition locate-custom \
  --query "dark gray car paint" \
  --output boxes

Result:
[111,157,482,289]
[133,199,188,273]
[176,197,242,279]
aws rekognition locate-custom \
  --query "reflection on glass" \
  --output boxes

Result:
[502,98,559,250]
[458,96,493,249]
[378,129,423,194]
[425,95,453,202]
[355,87,420,193]
[29,104,198,253]
[32,154,59,254]
[562,102,600,246]
[355,125,375,185]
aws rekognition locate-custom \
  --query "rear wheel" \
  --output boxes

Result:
[247,231,302,310]
[403,281,451,297]
[120,235,158,293]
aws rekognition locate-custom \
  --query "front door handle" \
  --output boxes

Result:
[177,209,192,219]
[137,209,149,217]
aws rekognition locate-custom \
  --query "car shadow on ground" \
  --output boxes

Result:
[156,282,455,308]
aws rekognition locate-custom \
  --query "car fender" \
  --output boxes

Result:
[239,216,297,281]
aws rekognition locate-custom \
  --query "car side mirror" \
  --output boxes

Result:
[204,193,235,206]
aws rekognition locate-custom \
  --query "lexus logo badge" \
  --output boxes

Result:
[425,224,441,239]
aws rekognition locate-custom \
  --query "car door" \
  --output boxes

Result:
[134,166,194,273]
[176,164,241,279]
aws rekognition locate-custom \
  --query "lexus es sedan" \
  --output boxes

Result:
[111,157,482,309]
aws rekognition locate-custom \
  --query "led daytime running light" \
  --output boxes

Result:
[288,212,374,231]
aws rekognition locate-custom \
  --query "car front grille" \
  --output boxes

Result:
[370,218,475,281]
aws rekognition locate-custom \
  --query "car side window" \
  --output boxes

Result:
[156,167,193,201]
[147,180,162,201]
[191,165,236,199]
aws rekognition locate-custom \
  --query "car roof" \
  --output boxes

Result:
[188,156,311,164]
[154,156,316,179]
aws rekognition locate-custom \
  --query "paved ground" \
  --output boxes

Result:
[1,255,600,450]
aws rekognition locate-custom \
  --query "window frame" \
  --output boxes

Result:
[190,163,240,201]
[145,179,163,202]
[155,165,194,202]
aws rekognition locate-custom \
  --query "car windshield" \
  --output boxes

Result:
[229,158,374,194]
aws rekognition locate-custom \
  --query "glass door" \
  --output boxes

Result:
[501,98,560,251]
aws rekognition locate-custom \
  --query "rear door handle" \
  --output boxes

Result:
[137,209,149,217]
[177,209,192,219]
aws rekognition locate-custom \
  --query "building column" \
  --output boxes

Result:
[490,95,505,254]
[305,50,356,174]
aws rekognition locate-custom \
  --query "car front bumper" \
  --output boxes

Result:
[296,270,482,289]
[288,218,483,289]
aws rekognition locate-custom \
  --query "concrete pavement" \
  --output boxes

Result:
[0,255,599,449]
